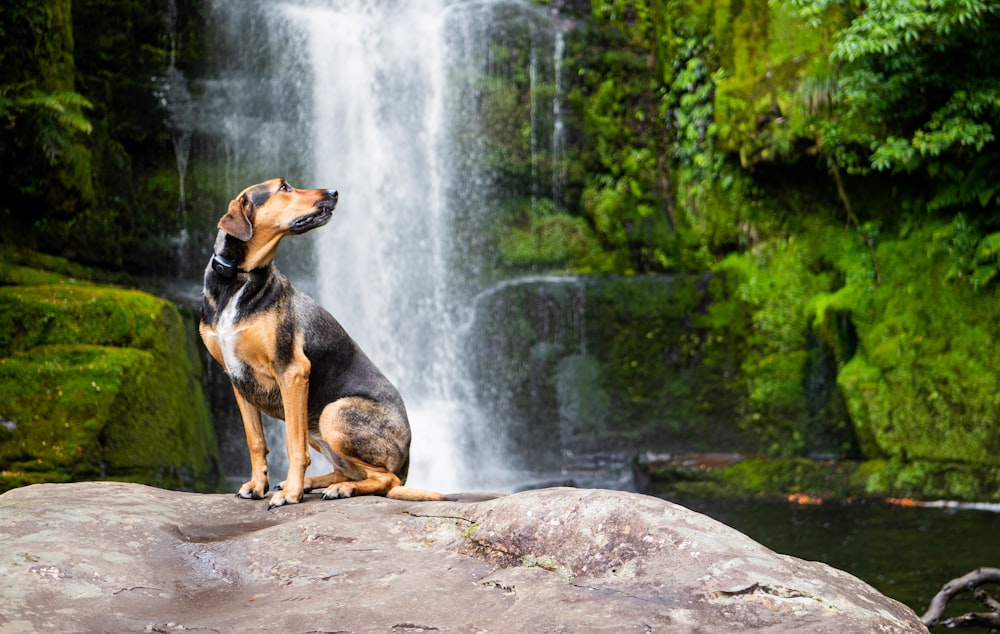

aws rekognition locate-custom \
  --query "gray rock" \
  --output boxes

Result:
[0,482,926,632]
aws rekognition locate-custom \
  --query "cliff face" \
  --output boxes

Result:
[0,482,928,633]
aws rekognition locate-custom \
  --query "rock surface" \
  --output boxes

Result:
[0,482,927,633]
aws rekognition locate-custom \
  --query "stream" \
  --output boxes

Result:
[674,495,1000,628]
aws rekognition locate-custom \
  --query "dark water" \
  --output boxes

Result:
[674,496,1000,628]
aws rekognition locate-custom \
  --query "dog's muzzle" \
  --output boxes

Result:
[290,190,338,234]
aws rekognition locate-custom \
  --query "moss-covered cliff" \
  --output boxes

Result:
[0,251,222,492]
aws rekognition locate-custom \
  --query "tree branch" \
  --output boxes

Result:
[921,567,1000,628]
[830,161,881,285]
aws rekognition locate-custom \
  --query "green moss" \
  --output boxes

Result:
[0,253,221,492]
[0,284,167,357]
[0,345,148,477]
[861,459,1000,502]
[648,456,866,500]
[0,248,128,286]
[712,223,856,456]
[823,225,1000,467]
[712,0,845,165]
[648,456,1000,502]
[0,264,69,286]
[703,216,1000,499]
[496,202,608,272]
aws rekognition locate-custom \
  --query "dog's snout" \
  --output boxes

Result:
[328,190,339,202]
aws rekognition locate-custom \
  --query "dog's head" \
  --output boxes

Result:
[217,178,338,269]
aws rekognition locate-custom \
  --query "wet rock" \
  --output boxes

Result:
[0,482,927,632]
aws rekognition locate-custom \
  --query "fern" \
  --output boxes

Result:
[1,83,93,163]
[974,231,1000,261]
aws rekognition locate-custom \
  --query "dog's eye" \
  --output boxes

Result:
[278,182,291,193]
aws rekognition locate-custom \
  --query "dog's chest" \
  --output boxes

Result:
[215,287,250,382]
[207,286,285,418]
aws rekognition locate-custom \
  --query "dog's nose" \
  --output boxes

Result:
[328,190,339,202]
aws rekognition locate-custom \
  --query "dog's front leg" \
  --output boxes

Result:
[232,388,269,499]
[268,359,311,508]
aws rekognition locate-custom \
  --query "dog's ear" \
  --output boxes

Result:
[218,196,253,241]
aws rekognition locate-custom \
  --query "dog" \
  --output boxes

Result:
[199,178,445,508]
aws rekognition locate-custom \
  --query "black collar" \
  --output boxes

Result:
[210,253,241,279]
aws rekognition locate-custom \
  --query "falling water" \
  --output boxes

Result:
[529,22,540,201]
[552,26,566,206]
[157,0,193,258]
[185,0,563,492]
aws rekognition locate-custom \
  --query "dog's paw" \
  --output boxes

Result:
[267,489,303,510]
[235,481,269,500]
[276,477,314,493]
[321,483,355,500]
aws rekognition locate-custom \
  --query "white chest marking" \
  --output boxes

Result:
[216,286,247,382]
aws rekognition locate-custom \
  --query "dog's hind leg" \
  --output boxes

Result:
[315,397,411,499]
[302,471,350,491]
[321,467,446,501]
[320,462,400,499]
[233,388,270,500]
[276,471,350,491]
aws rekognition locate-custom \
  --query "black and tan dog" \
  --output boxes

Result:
[200,178,444,508]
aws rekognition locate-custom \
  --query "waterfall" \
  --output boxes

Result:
[552,26,566,206]
[186,0,563,492]
[158,0,193,262]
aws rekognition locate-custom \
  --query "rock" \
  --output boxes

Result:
[0,482,927,633]
[0,279,222,493]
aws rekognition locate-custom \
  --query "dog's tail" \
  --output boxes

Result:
[386,485,452,502]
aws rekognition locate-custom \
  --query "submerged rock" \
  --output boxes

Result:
[0,482,926,632]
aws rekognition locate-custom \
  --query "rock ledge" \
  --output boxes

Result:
[0,482,927,632]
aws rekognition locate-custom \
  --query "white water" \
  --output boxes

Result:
[283,3,458,491]
[189,0,563,493]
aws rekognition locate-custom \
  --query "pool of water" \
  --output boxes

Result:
[674,496,1000,629]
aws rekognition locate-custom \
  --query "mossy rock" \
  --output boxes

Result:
[0,264,222,492]
[497,212,606,272]
[646,456,867,501]
[646,456,1000,502]
[0,284,167,357]
[861,458,1000,501]
[823,226,1000,466]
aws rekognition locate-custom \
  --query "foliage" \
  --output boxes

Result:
[821,0,1000,178]
[495,198,610,272]
[0,0,204,270]
[824,225,1000,466]
[0,85,93,161]
[0,0,96,250]
[711,219,862,458]
[569,0,686,273]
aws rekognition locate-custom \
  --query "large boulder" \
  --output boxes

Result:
[0,267,222,492]
[0,482,926,632]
